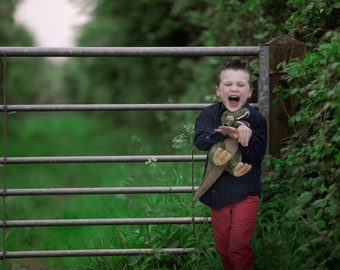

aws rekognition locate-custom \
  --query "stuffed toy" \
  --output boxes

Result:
[193,108,252,200]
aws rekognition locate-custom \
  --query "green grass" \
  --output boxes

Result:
[1,112,314,270]
[1,113,217,269]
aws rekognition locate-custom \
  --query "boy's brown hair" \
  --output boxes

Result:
[216,59,252,87]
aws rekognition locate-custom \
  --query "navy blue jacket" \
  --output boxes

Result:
[194,102,267,210]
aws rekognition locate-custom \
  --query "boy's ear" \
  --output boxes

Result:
[248,87,254,98]
[215,86,221,97]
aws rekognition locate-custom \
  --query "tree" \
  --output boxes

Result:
[0,0,59,105]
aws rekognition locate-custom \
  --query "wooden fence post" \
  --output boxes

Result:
[267,34,306,157]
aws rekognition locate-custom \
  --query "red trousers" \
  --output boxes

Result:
[211,196,259,270]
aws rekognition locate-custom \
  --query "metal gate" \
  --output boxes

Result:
[0,46,269,263]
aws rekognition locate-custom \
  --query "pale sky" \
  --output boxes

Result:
[14,0,90,47]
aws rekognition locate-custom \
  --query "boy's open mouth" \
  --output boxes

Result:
[229,96,240,104]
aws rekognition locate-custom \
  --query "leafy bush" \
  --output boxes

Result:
[262,32,340,269]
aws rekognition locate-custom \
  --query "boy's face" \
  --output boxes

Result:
[216,69,253,112]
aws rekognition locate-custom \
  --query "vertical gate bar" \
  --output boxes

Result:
[258,44,270,153]
[1,56,8,265]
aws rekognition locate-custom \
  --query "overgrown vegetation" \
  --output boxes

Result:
[1,0,339,269]
[262,31,340,269]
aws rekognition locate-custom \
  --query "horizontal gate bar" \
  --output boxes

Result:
[0,217,211,227]
[0,186,197,196]
[0,155,206,164]
[0,102,258,112]
[0,103,210,111]
[0,247,212,259]
[0,46,259,57]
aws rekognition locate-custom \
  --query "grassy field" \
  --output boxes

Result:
[1,112,219,269]
[0,112,315,270]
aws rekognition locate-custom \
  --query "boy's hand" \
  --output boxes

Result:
[236,125,252,147]
[215,126,238,139]
[215,125,252,147]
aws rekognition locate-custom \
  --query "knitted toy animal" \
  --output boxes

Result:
[193,108,252,200]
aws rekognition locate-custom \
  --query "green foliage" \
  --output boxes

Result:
[172,123,195,153]
[0,0,31,46]
[3,0,340,269]
[61,0,296,125]
[0,1,58,106]
[263,32,340,269]
[285,0,339,46]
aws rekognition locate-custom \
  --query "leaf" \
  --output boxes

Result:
[312,198,328,208]
[314,220,326,232]
[285,208,301,220]
[297,191,313,205]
